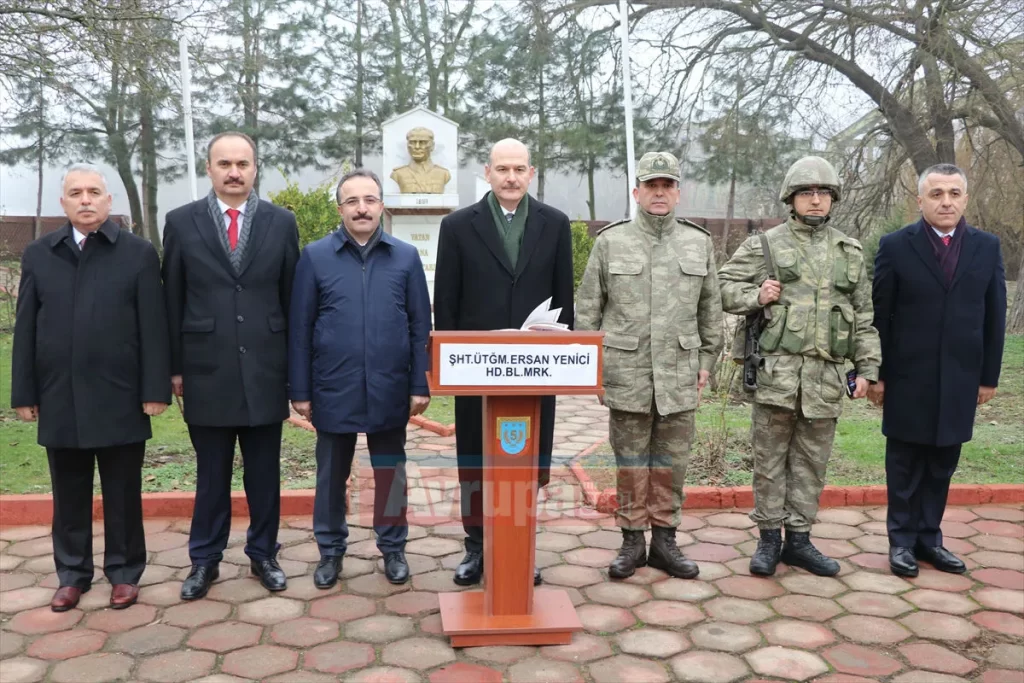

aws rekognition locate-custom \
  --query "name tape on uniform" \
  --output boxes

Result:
[438,343,599,386]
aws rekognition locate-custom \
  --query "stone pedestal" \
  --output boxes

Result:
[382,106,461,304]
[387,209,451,305]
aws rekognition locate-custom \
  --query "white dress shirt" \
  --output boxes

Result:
[217,198,247,232]
[72,227,89,249]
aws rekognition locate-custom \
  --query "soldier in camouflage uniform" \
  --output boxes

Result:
[576,152,723,580]
[718,156,881,577]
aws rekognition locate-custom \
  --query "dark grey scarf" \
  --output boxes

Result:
[206,189,259,273]
[340,222,383,260]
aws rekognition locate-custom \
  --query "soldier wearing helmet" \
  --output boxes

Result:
[717,156,881,578]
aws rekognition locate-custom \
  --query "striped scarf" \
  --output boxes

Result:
[206,189,259,273]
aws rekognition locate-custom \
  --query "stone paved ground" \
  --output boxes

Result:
[1,395,1023,682]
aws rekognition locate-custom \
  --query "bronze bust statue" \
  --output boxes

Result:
[390,127,451,194]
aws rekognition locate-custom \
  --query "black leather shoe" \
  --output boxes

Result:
[915,545,966,574]
[889,547,919,577]
[181,565,219,600]
[384,551,410,585]
[251,558,287,591]
[534,567,542,586]
[314,556,342,589]
[454,550,483,586]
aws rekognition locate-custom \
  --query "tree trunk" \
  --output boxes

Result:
[1008,258,1024,334]
[387,1,411,111]
[34,37,44,240]
[138,60,161,251]
[241,0,261,193]
[587,158,596,221]
[537,65,546,202]
[34,125,43,241]
[354,0,364,167]
[722,167,735,260]
[111,135,145,235]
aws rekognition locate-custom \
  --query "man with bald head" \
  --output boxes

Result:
[434,138,575,586]
[12,164,171,611]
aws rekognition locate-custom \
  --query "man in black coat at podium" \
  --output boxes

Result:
[433,138,575,586]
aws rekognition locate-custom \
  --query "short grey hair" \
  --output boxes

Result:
[61,163,109,191]
[918,163,967,195]
[336,168,383,204]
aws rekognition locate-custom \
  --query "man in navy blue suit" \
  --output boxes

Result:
[870,163,1006,578]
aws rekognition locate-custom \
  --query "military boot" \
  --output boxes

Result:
[781,530,840,576]
[648,526,699,579]
[608,530,647,579]
[749,528,783,576]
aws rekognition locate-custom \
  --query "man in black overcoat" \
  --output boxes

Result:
[12,164,171,612]
[162,132,300,599]
[433,138,575,586]
[870,163,1007,578]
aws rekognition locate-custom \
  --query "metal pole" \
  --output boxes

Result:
[180,34,198,201]
[619,0,636,218]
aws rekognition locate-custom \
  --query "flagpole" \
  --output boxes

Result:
[619,0,636,218]
[180,32,198,201]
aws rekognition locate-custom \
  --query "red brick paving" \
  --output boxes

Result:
[0,407,1021,683]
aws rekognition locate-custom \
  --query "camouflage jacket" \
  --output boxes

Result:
[718,219,881,418]
[575,209,723,415]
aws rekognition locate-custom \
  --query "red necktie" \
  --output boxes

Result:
[226,208,240,251]
[941,234,951,247]
[78,236,87,251]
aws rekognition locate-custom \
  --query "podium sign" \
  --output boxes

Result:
[427,331,604,647]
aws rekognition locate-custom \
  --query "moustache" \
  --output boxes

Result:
[353,214,372,221]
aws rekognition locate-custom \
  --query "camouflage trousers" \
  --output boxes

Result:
[749,401,837,532]
[609,407,695,530]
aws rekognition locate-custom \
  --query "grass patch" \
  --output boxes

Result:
[422,395,454,425]
[580,334,1024,491]
[0,323,322,494]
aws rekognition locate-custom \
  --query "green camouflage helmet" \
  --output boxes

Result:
[779,156,842,203]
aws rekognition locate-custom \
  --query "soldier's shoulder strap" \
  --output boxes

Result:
[596,218,630,235]
[759,232,777,281]
[676,217,710,235]
[833,230,864,250]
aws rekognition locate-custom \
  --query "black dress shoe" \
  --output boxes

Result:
[454,550,483,586]
[251,558,287,591]
[314,556,342,589]
[915,545,967,574]
[384,551,410,585]
[181,565,219,600]
[534,567,542,586]
[889,547,919,578]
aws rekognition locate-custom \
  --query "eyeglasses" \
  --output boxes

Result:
[795,189,833,199]
[340,196,382,208]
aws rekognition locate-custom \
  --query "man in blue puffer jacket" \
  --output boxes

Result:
[288,168,432,588]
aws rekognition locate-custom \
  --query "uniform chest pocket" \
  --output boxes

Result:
[780,306,807,354]
[829,304,855,358]
[608,261,644,303]
[679,259,707,277]
[773,249,800,283]
[834,244,863,293]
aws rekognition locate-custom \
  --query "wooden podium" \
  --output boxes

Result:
[426,330,604,647]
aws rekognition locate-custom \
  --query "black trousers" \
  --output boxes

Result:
[313,425,408,556]
[885,437,962,548]
[47,443,147,588]
[455,395,554,553]
[187,423,282,566]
